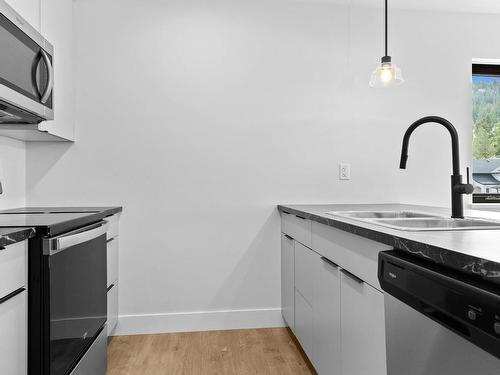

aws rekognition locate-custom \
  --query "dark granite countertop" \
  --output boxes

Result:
[0,206,122,237]
[278,203,500,285]
[0,227,35,247]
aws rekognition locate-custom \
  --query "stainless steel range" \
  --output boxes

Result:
[20,213,110,375]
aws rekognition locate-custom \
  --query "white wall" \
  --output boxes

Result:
[0,137,25,209]
[25,0,500,333]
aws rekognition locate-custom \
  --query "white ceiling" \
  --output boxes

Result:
[298,0,500,14]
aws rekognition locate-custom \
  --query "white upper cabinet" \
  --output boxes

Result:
[38,0,75,141]
[5,0,40,30]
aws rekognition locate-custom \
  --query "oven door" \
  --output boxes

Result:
[44,222,108,375]
[0,2,54,122]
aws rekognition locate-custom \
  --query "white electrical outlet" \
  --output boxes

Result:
[339,163,351,180]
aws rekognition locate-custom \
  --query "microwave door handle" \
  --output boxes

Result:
[32,53,43,97]
[39,49,54,104]
[44,221,109,255]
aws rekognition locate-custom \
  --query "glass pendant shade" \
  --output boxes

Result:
[369,0,404,88]
[369,57,404,88]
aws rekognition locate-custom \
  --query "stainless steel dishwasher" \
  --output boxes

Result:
[378,250,500,375]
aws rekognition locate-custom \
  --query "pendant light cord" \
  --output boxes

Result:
[385,0,388,56]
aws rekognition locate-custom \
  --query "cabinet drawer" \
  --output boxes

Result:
[294,242,317,306]
[294,289,313,359]
[0,241,27,299]
[0,288,27,375]
[107,238,118,288]
[106,214,120,240]
[312,222,391,290]
[107,283,118,336]
[281,211,312,247]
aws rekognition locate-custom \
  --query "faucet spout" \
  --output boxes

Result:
[399,116,473,219]
[400,116,461,174]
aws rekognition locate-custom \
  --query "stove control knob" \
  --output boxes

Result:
[494,321,500,336]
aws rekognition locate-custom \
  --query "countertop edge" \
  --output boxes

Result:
[0,227,36,247]
[278,205,500,285]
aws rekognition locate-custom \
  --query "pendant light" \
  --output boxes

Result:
[369,0,404,88]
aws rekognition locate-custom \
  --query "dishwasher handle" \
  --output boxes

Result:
[44,221,109,255]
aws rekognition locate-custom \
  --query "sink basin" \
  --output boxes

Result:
[326,211,439,219]
[372,218,500,231]
[325,211,500,231]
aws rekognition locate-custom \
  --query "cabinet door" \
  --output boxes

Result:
[281,234,294,329]
[295,289,313,359]
[341,271,387,375]
[0,289,27,375]
[294,242,316,305]
[5,0,40,30]
[39,0,75,140]
[313,257,341,375]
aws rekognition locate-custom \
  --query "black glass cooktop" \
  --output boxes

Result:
[0,212,106,237]
[0,212,95,227]
[0,207,102,214]
[0,207,122,236]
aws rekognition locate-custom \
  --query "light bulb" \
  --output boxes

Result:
[380,65,394,83]
[369,57,404,88]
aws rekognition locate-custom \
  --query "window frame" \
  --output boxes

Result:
[472,63,500,204]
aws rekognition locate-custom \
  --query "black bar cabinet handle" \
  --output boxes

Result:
[296,215,306,220]
[284,234,293,240]
[282,211,291,215]
[0,287,25,305]
[321,256,339,268]
[341,269,364,284]
[107,284,115,292]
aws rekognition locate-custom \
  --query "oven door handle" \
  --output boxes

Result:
[44,221,109,255]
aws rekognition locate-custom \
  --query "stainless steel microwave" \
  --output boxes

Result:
[0,0,54,124]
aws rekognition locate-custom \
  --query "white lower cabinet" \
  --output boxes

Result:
[0,289,27,375]
[281,234,295,329]
[340,271,387,375]
[107,283,119,336]
[281,212,388,375]
[312,257,341,375]
[294,242,318,359]
[0,241,27,299]
[294,289,314,359]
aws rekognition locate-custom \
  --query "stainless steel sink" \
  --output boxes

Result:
[325,211,500,231]
[372,217,500,231]
[326,211,439,219]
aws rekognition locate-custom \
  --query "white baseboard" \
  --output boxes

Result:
[114,308,285,336]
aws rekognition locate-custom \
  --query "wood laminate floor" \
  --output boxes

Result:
[107,328,316,375]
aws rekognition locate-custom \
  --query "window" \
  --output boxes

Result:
[472,64,500,203]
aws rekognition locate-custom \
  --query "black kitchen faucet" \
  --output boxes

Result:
[399,116,474,219]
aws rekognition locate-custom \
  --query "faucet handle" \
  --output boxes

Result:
[462,167,474,195]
